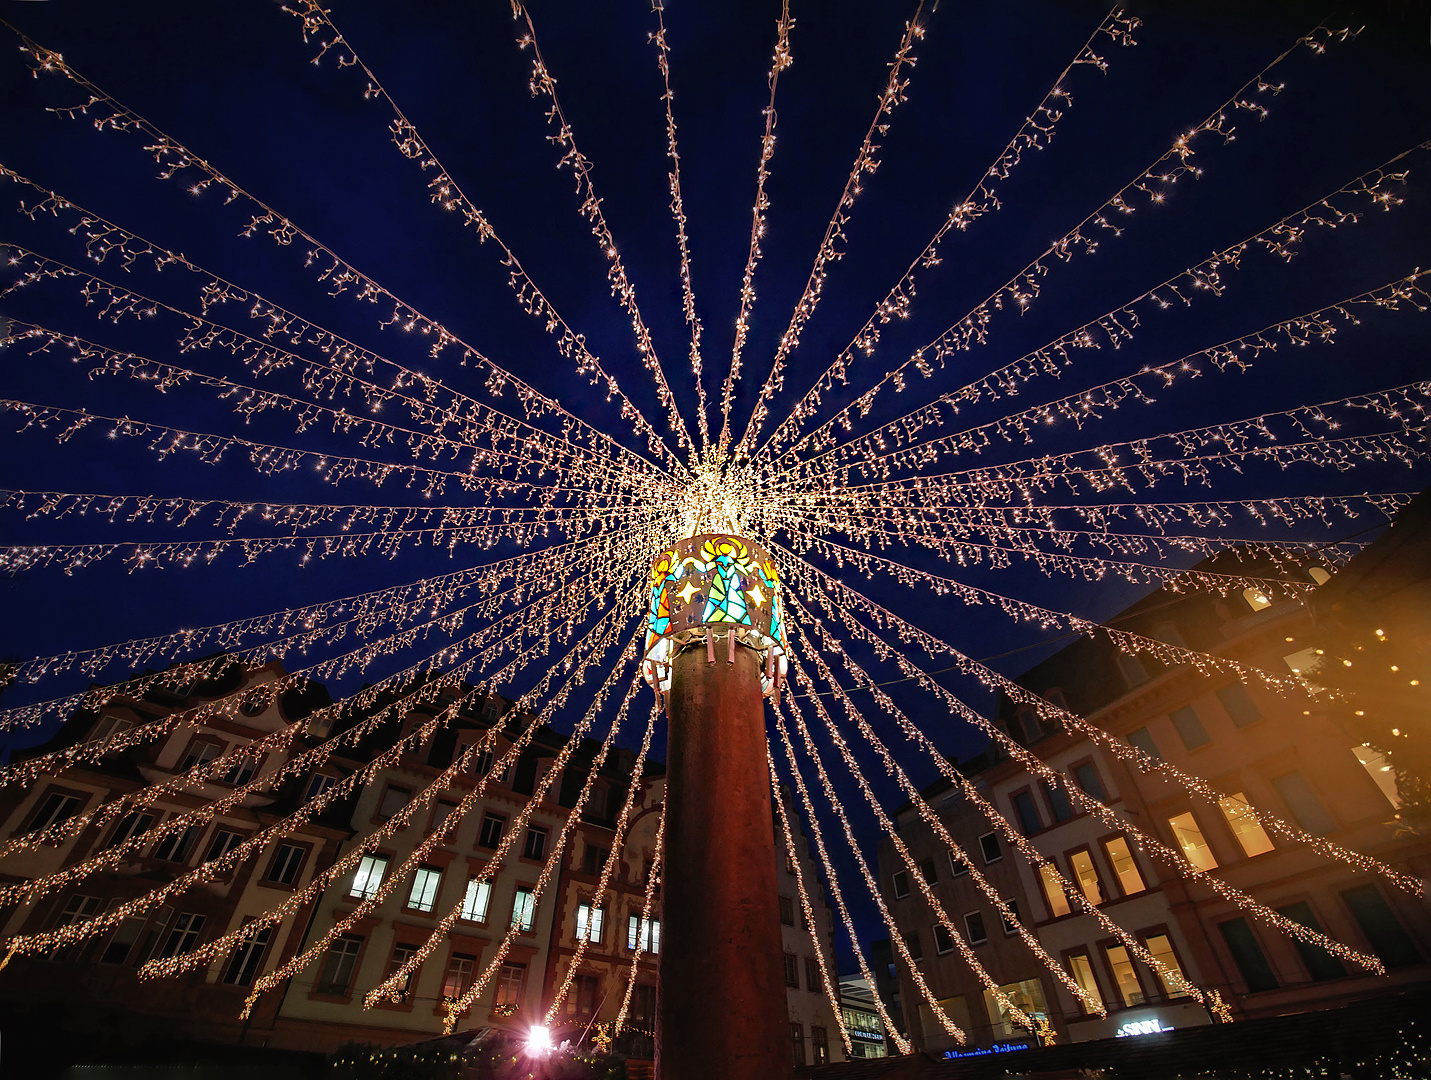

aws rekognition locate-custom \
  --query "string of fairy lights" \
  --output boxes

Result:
[0,0,1428,1059]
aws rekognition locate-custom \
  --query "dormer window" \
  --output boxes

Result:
[1241,587,1273,612]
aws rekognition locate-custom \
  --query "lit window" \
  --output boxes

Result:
[1307,566,1331,585]
[441,952,476,1002]
[384,943,417,1003]
[1242,587,1273,612]
[1103,944,1145,1006]
[1067,952,1104,1012]
[812,1025,830,1066]
[1143,933,1189,997]
[1039,862,1071,918]
[982,978,1050,1039]
[1282,647,1320,676]
[1068,850,1104,905]
[1168,812,1218,871]
[1103,836,1145,896]
[350,854,389,899]
[1218,793,1274,857]
[407,865,442,912]
[627,914,660,953]
[459,878,491,922]
[576,902,605,943]
[1352,744,1402,807]
[512,887,536,931]
[495,961,526,1008]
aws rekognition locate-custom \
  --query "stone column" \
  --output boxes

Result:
[656,640,791,1080]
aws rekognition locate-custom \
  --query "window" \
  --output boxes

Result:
[266,842,307,886]
[891,870,910,899]
[902,930,922,961]
[812,1025,830,1066]
[978,832,1001,864]
[511,888,536,932]
[1000,899,1021,936]
[1170,705,1210,751]
[576,902,605,943]
[1115,651,1149,688]
[495,961,526,1008]
[1072,761,1106,801]
[948,851,968,877]
[222,924,273,987]
[1043,778,1073,822]
[1352,744,1402,808]
[1011,790,1042,835]
[24,790,84,834]
[1219,793,1275,857]
[316,934,363,996]
[634,983,657,1026]
[1216,683,1261,728]
[1168,812,1218,871]
[478,812,506,849]
[384,943,418,1003]
[983,978,1050,1039]
[152,824,201,863]
[430,800,459,834]
[1101,836,1146,896]
[569,974,600,1016]
[783,952,799,987]
[441,952,476,1002]
[1272,772,1335,835]
[1242,586,1273,612]
[375,784,412,822]
[475,749,495,776]
[350,854,389,899]
[1068,952,1104,1013]
[407,865,443,913]
[790,1022,806,1067]
[222,754,259,787]
[1218,917,1279,991]
[1039,862,1071,918]
[918,858,938,885]
[1013,705,1042,744]
[1283,647,1320,676]
[46,894,100,961]
[1142,933,1189,997]
[627,914,660,953]
[99,912,147,966]
[459,878,491,922]
[932,923,955,954]
[779,894,796,925]
[1103,944,1145,1006]
[1126,726,1161,761]
[1341,884,1422,968]
[303,773,336,803]
[964,911,987,945]
[102,812,154,851]
[1277,902,1346,981]
[157,913,206,960]
[522,825,548,861]
[1068,849,1104,905]
[88,714,135,749]
[805,956,822,993]
[205,829,244,863]
[583,845,609,875]
[179,739,223,772]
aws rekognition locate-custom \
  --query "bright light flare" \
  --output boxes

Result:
[525,1025,553,1057]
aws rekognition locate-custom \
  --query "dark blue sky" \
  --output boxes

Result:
[1,0,1429,974]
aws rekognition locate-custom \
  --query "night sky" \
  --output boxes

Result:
[1,0,1429,975]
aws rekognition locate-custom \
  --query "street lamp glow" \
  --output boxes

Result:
[525,1025,553,1057]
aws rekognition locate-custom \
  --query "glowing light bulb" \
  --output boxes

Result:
[526,1025,553,1057]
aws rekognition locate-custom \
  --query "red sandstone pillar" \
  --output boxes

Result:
[657,641,792,1080]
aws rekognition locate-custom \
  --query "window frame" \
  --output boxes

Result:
[406,864,444,914]
[1009,785,1043,836]
[1068,756,1107,802]
[311,933,368,1002]
[1098,938,1152,1009]
[372,783,414,824]
[1065,844,1107,907]
[783,951,800,988]
[177,735,226,774]
[932,922,955,955]
[477,811,507,850]
[459,877,492,924]
[978,831,1001,864]
[21,785,91,838]
[1098,833,1148,898]
[963,910,988,946]
[890,869,910,899]
[350,852,392,900]
[510,885,537,933]
[262,839,312,890]
[521,824,549,862]
[1062,947,1106,1016]
[1137,924,1192,1000]
[1038,859,1072,920]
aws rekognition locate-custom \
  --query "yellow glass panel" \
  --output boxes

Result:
[1104,944,1145,1006]
[1039,862,1071,918]
[1069,849,1104,905]
[1168,811,1218,871]
[1103,836,1145,896]
[1143,933,1189,998]
[1218,793,1274,857]
[1068,953,1104,1011]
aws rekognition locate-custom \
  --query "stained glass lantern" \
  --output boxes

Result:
[642,533,787,696]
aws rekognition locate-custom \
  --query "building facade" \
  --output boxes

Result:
[879,551,1431,1057]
